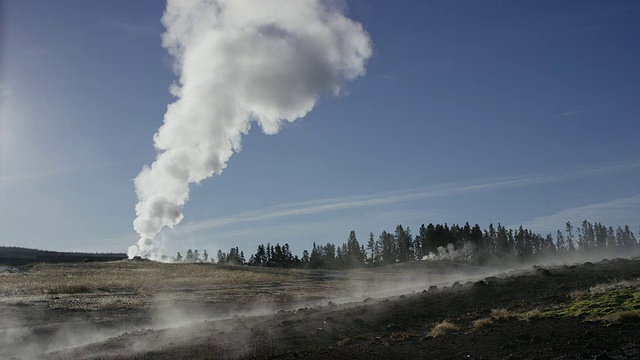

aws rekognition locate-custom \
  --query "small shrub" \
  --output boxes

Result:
[590,280,640,295]
[603,310,640,323]
[490,308,511,319]
[388,331,418,343]
[471,317,492,329]
[569,289,588,299]
[427,320,459,337]
[519,309,542,321]
[336,336,365,346]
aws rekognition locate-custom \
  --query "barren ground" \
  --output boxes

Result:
[1,257,639,359]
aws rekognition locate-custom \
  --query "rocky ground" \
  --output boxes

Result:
[2,258,639,359]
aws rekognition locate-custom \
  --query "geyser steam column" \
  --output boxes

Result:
[129,0,372,258]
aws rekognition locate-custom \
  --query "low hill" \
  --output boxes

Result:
[0,246,127,266]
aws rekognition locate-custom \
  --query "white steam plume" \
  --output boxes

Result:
[129,0,372,258]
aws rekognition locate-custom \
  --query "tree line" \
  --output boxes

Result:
[173,220,638,269]
[0,246,127,266]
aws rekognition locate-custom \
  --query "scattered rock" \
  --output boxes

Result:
[472,280,488,289]
[535,268,552,277]
[485,276,499,284]
[385,323,403,332]
[594,276,608,283]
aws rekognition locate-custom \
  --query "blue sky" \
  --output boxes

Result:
[1,0,639,256]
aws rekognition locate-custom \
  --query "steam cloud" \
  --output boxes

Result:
[129,0,372,258]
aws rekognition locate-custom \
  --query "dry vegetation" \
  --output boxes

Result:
[2,258,640,359]
[427,320,459,337]
[0,261,336,310]
[489,307,512,319]
[480,277,640,325]
[471,317,493,329]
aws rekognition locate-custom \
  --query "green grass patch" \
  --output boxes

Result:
[533,286,640,322]
[561,289,639,317]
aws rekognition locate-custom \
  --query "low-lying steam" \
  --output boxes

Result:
[129,0,372,258]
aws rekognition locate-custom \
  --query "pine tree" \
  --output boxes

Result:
[367,232,376,264]
[515,225,525,257]
[470,224,484,251]
[585,221,595,249]
[556,230,566,251]
[379,231,395,264]
[310,242,322,269]
[425,223,437,255]
[544,233,555,254]
[565,222,575,251]
[487,223,497,253]
[616,226,625,247]
[607,226,615,248]
[323,243,336,268]
[595,223,607,249]
[496,224,510,255]
[216,249,226,264]
[416,224,428,258]
[346,230,364,267]
[395,225,413,262]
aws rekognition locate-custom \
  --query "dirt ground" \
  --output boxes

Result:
[1,258,639,359]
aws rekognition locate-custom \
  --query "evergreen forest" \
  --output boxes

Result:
[173,220,639,269]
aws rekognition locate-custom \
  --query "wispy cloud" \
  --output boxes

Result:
[0,166,78,183]
[515,195,640,235]
[0,158,143,184]
[177,160,640,235]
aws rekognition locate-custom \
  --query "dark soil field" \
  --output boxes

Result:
[1,257,639,359]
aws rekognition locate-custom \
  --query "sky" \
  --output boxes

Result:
[1,0,639,257]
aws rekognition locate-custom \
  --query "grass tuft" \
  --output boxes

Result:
[569,289,588,299]
[471,317,493,330]
[427,320,459,337]
[490,308,512,319]
[602,309,640,323]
